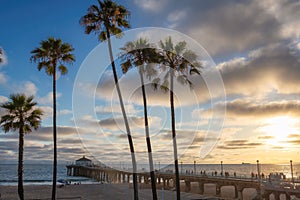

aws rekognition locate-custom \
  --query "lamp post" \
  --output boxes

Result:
[257,160,262,200]
[221,161,223,176]
[181,161,183,174]
[194,160,196,174]
[290,160,294,184]
[159,161,161,172]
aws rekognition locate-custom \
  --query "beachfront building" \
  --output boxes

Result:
[75,156,92,166]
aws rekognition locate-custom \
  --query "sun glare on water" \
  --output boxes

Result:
[260,116,299,146]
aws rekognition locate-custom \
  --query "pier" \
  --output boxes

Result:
[66,164,300,199]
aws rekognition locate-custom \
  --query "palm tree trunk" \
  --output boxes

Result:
[106,29,139,200]
[18,128,24,200]
[51,66,57,200]
[170,71,180,200]
[140,72,157,200]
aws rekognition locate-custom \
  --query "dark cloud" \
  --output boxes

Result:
[272,146,285,150]
[132,0,300,56]
[58,138,82,145]
[258,135,274,140]
[183,1,281,56]
[224,100,300,118]
[218,140,262,150]
[99,116,144,131]
[288,140,300,145]
[219,44,300,96]
[0,141,18,151]
[26,126,77,141]
[288,134,300,139]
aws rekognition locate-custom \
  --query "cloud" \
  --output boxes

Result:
[94,66,210,107]
[218,43,300,97]
[0,125,85,163]
[0,96,9,117]
[0,73,7,84]
[224,100,300,118]
[258,135,274,140]
[0,95,8,103]
[99,116,145,131]
[167,9,187,28]
[173,0,282,56]
[38,106,53,119]
[38,92,62,105]
[27,126,78,141]
[258,0,300,39]
[135,0,299,56]
[58,109,72,115]
[218,140,262,150]
[17,81,38,96]
[133,0,169,12]
[95,104,140,115]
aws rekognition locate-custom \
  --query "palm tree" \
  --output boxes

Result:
[120,38,159,200]
[80,1,139,199]
[0,94,43,200]
[0,47,5,64]
[0,48,3,63]
[30,37,75,200]
[154,36,201,200]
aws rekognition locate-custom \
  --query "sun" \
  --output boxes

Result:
[259,116,299,146]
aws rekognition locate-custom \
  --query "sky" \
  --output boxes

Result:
[0,0,300,166]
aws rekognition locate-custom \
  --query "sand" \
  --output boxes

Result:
[0,181,266,200]
[0,183,213,200]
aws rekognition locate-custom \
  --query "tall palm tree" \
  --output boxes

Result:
[30,37,75,200]
[154,36,201,200]
[0,94,43,200]
[120,38,159,200]
[80,1,139,199]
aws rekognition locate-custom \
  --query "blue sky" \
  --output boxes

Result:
[1,0,300,166]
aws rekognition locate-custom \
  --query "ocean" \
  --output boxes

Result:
[0,164,95,186]
[0,163,299,186]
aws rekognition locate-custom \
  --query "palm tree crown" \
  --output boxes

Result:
[80,0,130,41]
[120,38,158,77]
[1,94,43,133]
[155,36,201,90]
[30,37,75,75]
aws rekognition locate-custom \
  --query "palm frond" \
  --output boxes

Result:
[58,65,68,75]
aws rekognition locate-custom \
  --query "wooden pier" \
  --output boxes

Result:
[66,165,300,200]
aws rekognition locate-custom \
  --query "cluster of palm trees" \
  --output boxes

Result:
[80,2,201,200]
[0,38,75,200]
[0,0,201,200]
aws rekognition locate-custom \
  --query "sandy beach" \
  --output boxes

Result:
[0,182,261,200]
[0,183,215,200]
